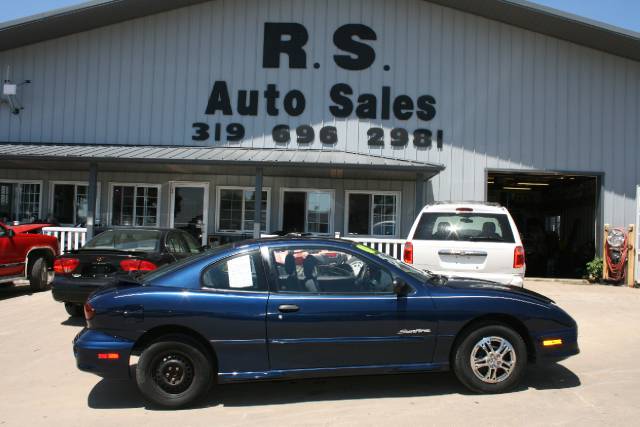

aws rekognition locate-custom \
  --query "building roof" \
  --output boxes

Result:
[0,144,444,180]
[1,0,640,62]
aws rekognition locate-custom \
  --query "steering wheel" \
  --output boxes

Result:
[354,262,375,291]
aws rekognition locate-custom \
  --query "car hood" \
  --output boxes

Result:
[9,223,53,234]
[441,276,554,304]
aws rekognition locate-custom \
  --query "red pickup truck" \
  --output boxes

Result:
[0,222,59,291]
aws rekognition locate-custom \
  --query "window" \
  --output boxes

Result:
[51,182,100,226]
[217,187,269,233]
[201,251,266,291]
[166,231,201,255]
[346,191,400,237]
[0,181,42,223]
[270,247,394,294]
[83,229,161,252]
[110,184,160,226]
[414,212,515,243]
[281,189,333,234]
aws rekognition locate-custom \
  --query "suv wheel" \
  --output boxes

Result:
[136,336,213,408]
[29,257,49,292]
[453,324,527,393]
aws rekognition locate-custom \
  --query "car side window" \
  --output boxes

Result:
[180,232,202,253]
[201,251,266,292]
[270,247,394,294]
[166,232,188,254]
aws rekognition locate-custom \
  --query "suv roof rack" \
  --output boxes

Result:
[428,201,503,207]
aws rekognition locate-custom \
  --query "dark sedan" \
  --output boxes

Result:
[52,228,202,316]
[74,238,579,408]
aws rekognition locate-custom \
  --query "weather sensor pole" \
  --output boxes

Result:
[1,66,31,115]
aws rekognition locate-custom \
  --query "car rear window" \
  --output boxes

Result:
[413,212,515,243]
[83,229,162,251]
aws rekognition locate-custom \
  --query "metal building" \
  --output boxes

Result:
[0,0,638,279]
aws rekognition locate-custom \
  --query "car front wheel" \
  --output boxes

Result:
[453,324,527,393]
[136,336,213,408]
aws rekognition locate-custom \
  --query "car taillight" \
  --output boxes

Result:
[403,241,414,264]
[513,246,525,269]
[53,258,80,274]
[84,302,95,321]
[119,259,158,272]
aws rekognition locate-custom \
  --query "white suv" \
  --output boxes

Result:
[404,202,525,286]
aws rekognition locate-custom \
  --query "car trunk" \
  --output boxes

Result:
[413,240,516,274]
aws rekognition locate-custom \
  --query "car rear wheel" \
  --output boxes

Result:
[453,324,527,393]
[29,257,49,292]
[136,336,213,408]
[64,302,83,317]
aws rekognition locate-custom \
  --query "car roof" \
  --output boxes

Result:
[420,202,507,214]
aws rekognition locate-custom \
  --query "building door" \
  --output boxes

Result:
[169,182,209,246]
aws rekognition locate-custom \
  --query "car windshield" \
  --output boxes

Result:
[82,229,162,252]
[414,212,515,243]
[353,243,432,282]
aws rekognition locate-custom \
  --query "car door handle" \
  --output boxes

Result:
[278,304,300,313]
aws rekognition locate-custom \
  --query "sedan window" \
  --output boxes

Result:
[202,251,266,292]
[270,247,394,294]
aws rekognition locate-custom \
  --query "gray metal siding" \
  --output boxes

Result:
[0,0,638,227]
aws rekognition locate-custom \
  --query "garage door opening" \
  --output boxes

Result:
[487,172,600,279]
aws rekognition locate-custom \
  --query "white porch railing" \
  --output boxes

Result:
[343,237,406,260]
[43,227,88,254]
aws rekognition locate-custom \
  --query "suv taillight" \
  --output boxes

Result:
[84,302,95,321]
[120,259,158,272]
[53,258,80,274]
[513,246,525,269]
[403,241,414,264]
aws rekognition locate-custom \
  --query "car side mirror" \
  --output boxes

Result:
[393,278,410,297]
[6,229,15,238]
[200,244,211,251]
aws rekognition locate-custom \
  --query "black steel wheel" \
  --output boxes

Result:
[136,336,212,408]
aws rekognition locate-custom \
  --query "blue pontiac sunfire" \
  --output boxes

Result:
[74,238,578,408]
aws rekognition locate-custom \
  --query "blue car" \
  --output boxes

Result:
[74,238,578,408]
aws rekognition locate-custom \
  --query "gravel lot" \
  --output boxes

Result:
[1,280,639,427]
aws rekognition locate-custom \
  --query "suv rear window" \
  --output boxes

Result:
[413,212,515,243]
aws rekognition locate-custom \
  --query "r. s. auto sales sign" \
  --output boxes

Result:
[192,23,444,149]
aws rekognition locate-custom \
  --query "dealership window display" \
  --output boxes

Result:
[346,191,400,237]
[110,184,160,227]
[216,187,269,233]
[0,181,42,223]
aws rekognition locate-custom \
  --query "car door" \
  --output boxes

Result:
[0,225,25,277]
[264,243,437,370]
[197,249,270,375]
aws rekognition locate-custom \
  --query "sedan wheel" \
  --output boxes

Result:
[136,336,212,408]
[470,336,517,384]
[453,324,526,393]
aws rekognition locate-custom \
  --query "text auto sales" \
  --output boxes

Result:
[192,23,444,149]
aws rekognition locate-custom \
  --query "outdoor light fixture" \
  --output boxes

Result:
[516,182,549,186]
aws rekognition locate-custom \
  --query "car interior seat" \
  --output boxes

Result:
[283,252,300,291]
[302,255,320,292]
[481,222,501,239]
[435,222,451,239]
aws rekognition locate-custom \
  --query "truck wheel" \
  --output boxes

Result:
[453,324,527,394]
[136,336,213,408]
[29,257,49,292]
[64,302,84,317]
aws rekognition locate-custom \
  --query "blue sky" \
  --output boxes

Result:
[1,0,639,33]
